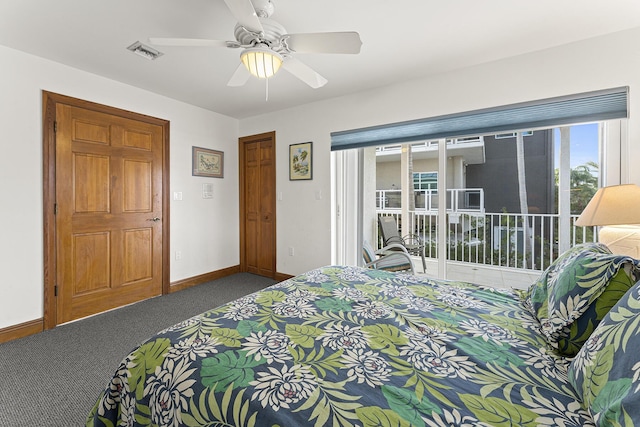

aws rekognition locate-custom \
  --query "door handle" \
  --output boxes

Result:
[147,217,161,222]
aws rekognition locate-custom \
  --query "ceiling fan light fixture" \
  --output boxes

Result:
[240,46,282,79]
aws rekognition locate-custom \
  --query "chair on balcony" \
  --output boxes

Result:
[378,216,427,272]
[362,240,415,274]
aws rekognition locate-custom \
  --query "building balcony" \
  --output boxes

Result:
[376,188,485,213]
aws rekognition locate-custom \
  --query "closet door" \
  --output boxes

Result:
[240,132,276,277]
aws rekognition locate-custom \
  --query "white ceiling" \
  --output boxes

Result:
[2,0,640,119]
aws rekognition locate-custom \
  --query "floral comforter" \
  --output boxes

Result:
[87,266,593,426]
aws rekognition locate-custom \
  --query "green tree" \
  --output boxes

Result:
[554,161,599,215]
[569,161,599,214]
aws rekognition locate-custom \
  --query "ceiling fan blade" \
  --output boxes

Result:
[149,37,230,48]
[282,58,328,89]
[284,32,362,54]
[222,0,264,33]
[227,63,251,87]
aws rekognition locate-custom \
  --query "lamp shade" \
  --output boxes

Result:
[240,46,282,79]
[575,184,640,226]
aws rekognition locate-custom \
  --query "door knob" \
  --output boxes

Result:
[147,217,161,222]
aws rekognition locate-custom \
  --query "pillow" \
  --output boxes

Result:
[523,242,638,355]
[558,266,636,356]
[568,279,640,425]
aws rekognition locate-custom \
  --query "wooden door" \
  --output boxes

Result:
[54,103,164,323]
[240,132,276,277]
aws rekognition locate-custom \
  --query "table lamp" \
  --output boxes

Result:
[575,184,640,258]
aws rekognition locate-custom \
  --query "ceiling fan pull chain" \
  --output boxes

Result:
[265,77,269,102]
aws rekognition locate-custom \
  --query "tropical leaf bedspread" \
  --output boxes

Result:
[87,266,593,426]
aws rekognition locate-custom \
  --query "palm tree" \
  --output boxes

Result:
[515,132,531,268]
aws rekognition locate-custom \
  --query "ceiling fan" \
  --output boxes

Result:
[149,0,362,89]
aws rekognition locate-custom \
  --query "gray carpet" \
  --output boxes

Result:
[0,273,277,427]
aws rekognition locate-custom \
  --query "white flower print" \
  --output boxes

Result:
[400,341,476,379]
[286,289,320,303]
[524,392,595,426]
[223,299,259,321]
[166,336,219,361]
[341,348,391,387]
[437,285,471,297]
[437,287,485,309]
[270,280,293,289]
[272,298,317,318]
[159,317,201,334]
[423,408,492,427]
[520,346,569,380]
[118,394,136,427]
[404,323,453,346]
[338,267,371,282]
[540,317,566,346]
[354,301,392,319]
[242,330,293,363]
[98,356,134,416]
[333,287,368,302]
[143,358,197,427]
[459,318,523,347]
[403,296,435,312]
[251,364,317,411]
[319,324,369,350]
[303,269,330,283]
[381,284,415,299]
[571,333,604,374]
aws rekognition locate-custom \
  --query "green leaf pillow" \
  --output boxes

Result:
[523,243,639,355]
[558,267,637,356]
[568,279,640,425]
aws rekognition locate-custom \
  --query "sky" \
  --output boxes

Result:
[553,122,599,171]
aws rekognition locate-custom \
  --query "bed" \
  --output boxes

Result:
[87,243,640,427]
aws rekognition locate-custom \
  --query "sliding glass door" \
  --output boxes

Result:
[334,119,625,288]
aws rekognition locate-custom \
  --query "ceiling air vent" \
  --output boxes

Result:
[127,41,163,60]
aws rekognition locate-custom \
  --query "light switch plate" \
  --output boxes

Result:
[202,183,213,199]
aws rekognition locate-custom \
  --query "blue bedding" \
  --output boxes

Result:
[87,266,593,426]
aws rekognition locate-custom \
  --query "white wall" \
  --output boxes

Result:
[0,45,240,329]
[240,27,640,276]
[377,158,464,191]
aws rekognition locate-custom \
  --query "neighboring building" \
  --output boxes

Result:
[374,130,557,269]
[466,130,555,214]
[375,130,555,215]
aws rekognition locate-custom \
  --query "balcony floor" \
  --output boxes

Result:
[415,258,541,290]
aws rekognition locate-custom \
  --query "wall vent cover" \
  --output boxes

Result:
[127,41,163,60]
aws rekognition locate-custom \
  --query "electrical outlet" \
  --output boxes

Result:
[175,251,182,260]
[289,247,295,256]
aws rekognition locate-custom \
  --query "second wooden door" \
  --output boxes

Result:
[240,132,276,277]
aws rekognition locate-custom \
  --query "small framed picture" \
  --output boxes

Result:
[192,146,224,178]
[289,142,312,181]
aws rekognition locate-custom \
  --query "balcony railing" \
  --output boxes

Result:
[376,189,485,213]
[377,210,598,271]
[375,136,484,155]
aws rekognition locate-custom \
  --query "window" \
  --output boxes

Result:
[494,131,533,139]
[413,172,437,191]
[332,89,627,284]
